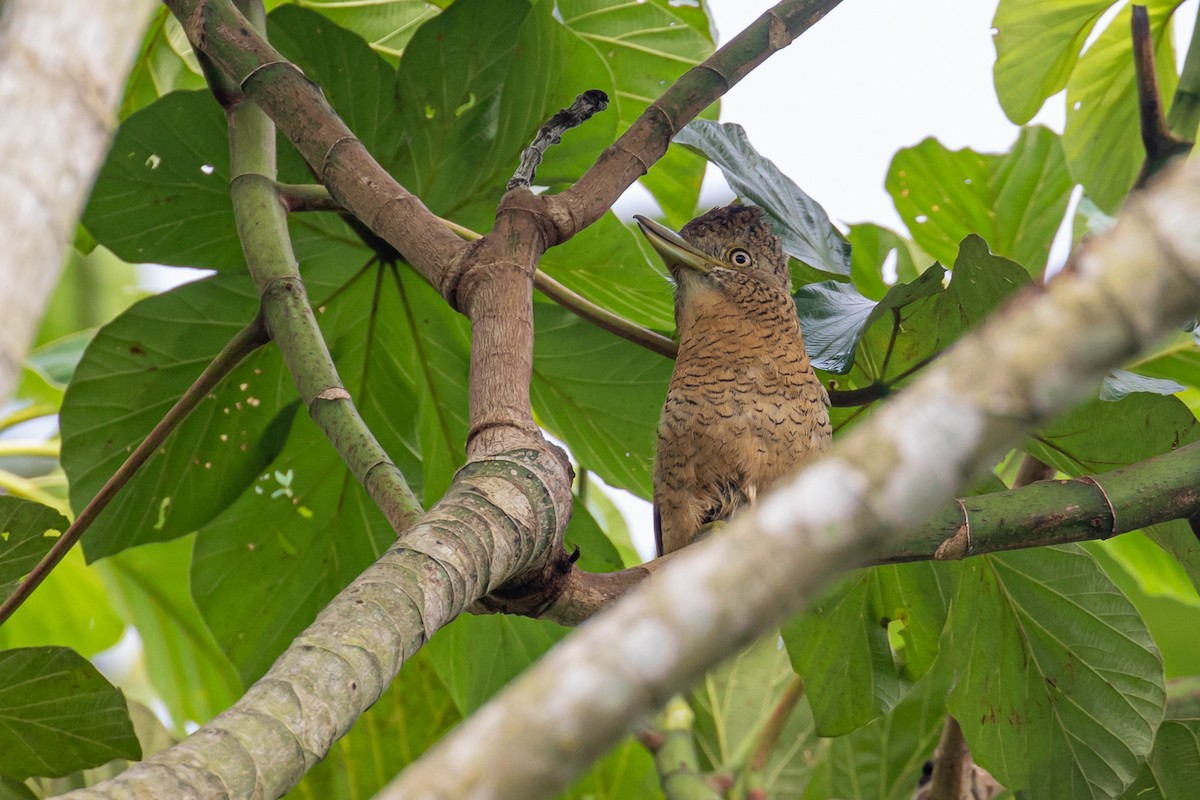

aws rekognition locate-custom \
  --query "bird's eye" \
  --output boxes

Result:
[729,248,752,268]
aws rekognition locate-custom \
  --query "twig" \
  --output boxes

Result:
[0,313,270,625]
[507,90,609,191]
[1132,5,1192,188]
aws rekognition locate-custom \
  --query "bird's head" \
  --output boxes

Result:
[634,204,791,297]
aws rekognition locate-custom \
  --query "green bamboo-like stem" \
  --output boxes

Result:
[0,314,269,625]
[643,698,723,800]
[222,9,422,532]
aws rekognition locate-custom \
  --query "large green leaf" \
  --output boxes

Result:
[846,222,932,301]
[391,0,536,227]
[784,562,956,736]
[293,0,438,60]
[1120,719,1200,799]
[797,236,1029,400]
[538,212,674,333]
[0,648,140,780]
[946,547,1164,799]
[826,667,948,800]
[425,613,567,714]
[0,550,123,657]
[99,536,242,730]
[0,498,69,597]
[120,8,206,120]
[992,0,1115,124]
[563,739,658,800]
[60,274,297,561]
[86,7,404,272]
[1064,1,1184,213]
[286,650,460,800]
[1025,392,1200,475]
[558,0,715,224]
[531,305,671,499]
[26,701,174,796]
[675,120,851,275]
[691,635,821,797]
[886,127,1073,277]
[83,91,237,270]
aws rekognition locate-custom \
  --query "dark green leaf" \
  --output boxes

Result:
[425,614,567,714]
[100,536,242,729]
[946,547,1164,799]
[1120,719,1200,799]
[1026,392,1200,475]
[784,562,956,736]
[827,667,948,800]
[847,222,932,301]
[60,273,296,560]
[0,648,139,780]
[531,305,672,499]
[0,498,69,597]
[675,120,851,275]
[392,0,532,226]
[991,0,1114,124]
[838,236,1029,398]
[886,127,1073,277]
[792,280,877,374]
[83,90,236,270]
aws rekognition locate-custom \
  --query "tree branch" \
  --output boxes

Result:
[376,155,1200,799]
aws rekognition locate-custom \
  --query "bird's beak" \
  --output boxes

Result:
[634,215,717,275]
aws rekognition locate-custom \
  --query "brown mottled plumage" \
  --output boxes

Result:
[635,205,831,556]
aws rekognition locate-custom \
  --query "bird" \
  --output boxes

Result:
[635,204,832,556]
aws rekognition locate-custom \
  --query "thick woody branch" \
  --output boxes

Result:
[59,447,572,800]
[378,158,1200,799]
[165,0,464,289]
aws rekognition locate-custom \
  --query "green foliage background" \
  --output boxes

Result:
[3,1,1200,798]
